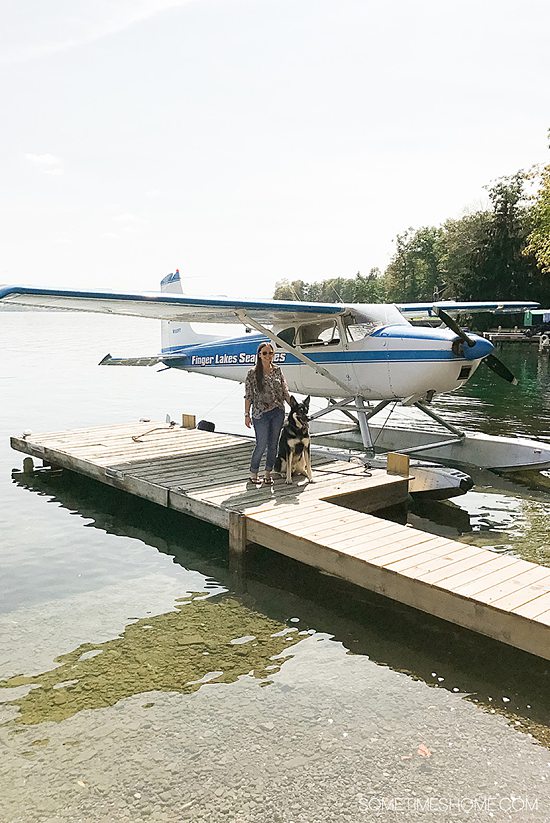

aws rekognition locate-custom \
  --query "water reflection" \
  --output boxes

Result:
[0,593,300,725]
[4,468,550,748]
[433,344,550,441]
[410,491,550,565]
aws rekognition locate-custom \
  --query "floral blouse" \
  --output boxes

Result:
[245,366,291,419]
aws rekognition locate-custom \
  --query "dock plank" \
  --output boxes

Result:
[445,558,529,596]
[10,420,550,662]
[512,591,550,619]
[373,543,476,575]
[387,543,480,574]
[483,568,550,610]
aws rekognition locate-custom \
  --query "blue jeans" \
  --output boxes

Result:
[250,407,285,474]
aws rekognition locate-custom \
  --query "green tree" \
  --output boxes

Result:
[470,172,537,300]
[524,158,550,276]
[438,211,491,300]
[354,268,387,303]
[273,279,308,300]
[383,227,444,302]
[273,271,387,304]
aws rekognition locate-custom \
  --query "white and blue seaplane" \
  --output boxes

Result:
[2,271,549,497]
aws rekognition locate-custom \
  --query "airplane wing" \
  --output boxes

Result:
[0,285,345,325]
[397,300,539,318]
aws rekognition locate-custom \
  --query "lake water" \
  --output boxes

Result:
[1,313,549,822]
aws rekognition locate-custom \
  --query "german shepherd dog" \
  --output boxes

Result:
[275,396,313,484]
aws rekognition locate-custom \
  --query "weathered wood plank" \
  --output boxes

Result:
[243,518,550,660]
[11,419,550,662]
[443,557,529,595]
[482,568,550,610]
[386,542,480,574]
[302,518,399,545]
[512,590,550,619]
[454,561,546,599]
[168,489,229,529]
[252,502,363,531]
[417,553,509,587]
[354,536,455,567]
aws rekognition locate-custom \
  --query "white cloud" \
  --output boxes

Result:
[52,231,72,245]
[0,0,197,64]
[112,212,142,224]
[111,212,147,233]
[24,153,64,176]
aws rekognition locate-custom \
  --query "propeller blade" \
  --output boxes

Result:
[435,308,476,347]
[435,307,517,384]
[483,353,518,385]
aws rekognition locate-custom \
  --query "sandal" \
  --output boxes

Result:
[248,476,260,484]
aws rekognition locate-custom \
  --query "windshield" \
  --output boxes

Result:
[343,304,410,341]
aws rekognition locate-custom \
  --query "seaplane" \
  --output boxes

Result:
[2,272,550,494]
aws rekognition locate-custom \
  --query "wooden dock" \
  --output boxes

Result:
[483,331,540,344]
[11,421,550,661]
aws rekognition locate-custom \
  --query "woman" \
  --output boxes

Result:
[244,342,291,485]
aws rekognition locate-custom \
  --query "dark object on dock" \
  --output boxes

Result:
[525,322,550,338]
[197,420,215,432]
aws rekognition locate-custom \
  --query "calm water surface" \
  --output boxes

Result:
[1,314,549,822]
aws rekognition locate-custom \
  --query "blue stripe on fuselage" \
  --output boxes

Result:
[161,330,473,366]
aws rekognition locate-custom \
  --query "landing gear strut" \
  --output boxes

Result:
[309,396,466,456]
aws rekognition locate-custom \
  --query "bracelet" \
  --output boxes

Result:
[245,412,250,417]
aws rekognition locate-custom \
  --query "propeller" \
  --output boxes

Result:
[435,308,475,347]
[483,353,518,385]
[435,307,518,385]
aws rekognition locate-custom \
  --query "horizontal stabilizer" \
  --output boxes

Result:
[98,353,186,367]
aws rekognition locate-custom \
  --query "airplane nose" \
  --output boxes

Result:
[461,334,494,360]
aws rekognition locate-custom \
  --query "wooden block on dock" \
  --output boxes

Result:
[182,414,196,429]
[386,452,410,476]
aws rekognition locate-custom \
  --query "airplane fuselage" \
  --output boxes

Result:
[163,324,491,400]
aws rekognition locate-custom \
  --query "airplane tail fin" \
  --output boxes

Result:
[160,269,219,352]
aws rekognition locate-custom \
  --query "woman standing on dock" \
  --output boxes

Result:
[245,342,291,485]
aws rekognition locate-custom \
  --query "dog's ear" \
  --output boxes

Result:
[303,396,310,412]
[289,395,298,409]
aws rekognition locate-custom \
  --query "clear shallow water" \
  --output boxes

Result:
[1,314,550,822]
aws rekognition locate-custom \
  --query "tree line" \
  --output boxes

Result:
[273,146,550,308]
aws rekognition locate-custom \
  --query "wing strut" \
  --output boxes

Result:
[236,311,354,397]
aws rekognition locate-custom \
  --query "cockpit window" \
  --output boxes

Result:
[298,320,340,347]
[345,319,378,341]
[277,327,296,345]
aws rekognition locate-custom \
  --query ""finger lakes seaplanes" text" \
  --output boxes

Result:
[190,352,287,367]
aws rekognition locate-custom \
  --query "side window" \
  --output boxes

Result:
[298,321,340,347]
[318,323,340,345]
[276,327,295,346]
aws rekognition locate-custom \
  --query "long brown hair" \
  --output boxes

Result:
[255,342,274,391]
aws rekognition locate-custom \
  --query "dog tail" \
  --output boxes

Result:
[160,270,222,353]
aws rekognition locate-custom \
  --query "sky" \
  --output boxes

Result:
[0,0,548,298]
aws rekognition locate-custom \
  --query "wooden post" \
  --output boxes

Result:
[228,510,248,590]
[386,452,410,477]
[182,414,196,429]
[22,457,34,475]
